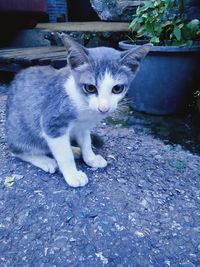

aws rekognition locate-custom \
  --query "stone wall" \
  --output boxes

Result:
[90,0,200,22]
[90,0,144,22]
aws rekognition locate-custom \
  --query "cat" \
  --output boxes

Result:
[6,34,152,187]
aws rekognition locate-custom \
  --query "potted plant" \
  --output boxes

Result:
[119,0,200,115]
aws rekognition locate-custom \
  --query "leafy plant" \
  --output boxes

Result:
[129,0,200,46]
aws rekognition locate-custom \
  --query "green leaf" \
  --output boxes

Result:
[162,21,173,27]
[154,23,162,34]
[150,36,160,43]
[141,13,148,19]
[129,17,143,31]
[178,23,184,29]
[187,19,200,31]
[165,0,174,9]
[186,40,193,48]
[144,1,154,8]
[173,26,181,41]
[146,22,154,34]
[137,26,147,36]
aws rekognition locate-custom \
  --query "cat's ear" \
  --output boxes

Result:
[60,33,90,69]
[120,44,153,72]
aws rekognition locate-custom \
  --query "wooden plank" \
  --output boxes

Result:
[39,55,67,65]
[21,51,67,60]
[0,46,68,71]
[0,46,67,65]
[8,50,66,62]
[0,46,65,54]
[37,22,129,33]
[0,47,66,59]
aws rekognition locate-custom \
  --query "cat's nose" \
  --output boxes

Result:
[98,106,110,113]
[98,99,110,113]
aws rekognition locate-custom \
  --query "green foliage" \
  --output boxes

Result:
[129,0,200,46]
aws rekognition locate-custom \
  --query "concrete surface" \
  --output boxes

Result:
[0,82,200,267]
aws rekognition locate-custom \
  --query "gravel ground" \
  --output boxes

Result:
[0,82,200,267]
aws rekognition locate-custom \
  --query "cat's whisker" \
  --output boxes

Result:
[76,106,91,112]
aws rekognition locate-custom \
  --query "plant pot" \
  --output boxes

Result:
[119,40,200,115]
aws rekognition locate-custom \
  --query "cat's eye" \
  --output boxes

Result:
[83,84,97,94]
[112,84,125,94]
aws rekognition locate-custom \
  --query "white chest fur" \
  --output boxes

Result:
[69,110,102,138]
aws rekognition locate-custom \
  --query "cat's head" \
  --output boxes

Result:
[62,34,152,115]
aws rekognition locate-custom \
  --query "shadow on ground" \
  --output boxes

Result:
[107,100,200,156]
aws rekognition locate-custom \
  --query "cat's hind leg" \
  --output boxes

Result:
[12,153,58,174]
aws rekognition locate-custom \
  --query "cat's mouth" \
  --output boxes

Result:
[98,109,110,115]
[98,108,114,117]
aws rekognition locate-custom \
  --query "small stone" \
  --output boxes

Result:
[95,252,108,265]
[81,211,98,219]
[150,149,158,155]
[117,178,127,184]
[128,213,136,222]
[107,154,116,161]
[164,260,171,266]
[154,155,163,161]
[180,262,196,267]
[91,167,98,171]
[4,176,15,187]
[134,230,145,237]
[69,237,76,242]
[139,199,148,208]
[65,212,74,223]
[115,223,125,231]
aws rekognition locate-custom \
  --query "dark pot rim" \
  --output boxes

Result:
[119,40,200,52]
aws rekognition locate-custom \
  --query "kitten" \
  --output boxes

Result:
[6,35,152,187]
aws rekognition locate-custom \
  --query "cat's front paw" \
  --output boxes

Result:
[65,171,88,188]
[85,155,107,168]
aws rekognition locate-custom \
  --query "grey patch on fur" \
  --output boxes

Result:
[70,46,138,91]
[6,66,76,154]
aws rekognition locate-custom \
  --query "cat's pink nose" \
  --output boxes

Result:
[98,99,110,113]
[98,106,110,113]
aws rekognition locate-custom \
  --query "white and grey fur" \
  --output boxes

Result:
[6,35,152,187]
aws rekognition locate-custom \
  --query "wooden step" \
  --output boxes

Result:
[0,46,68,72]
[37,21,129,33]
